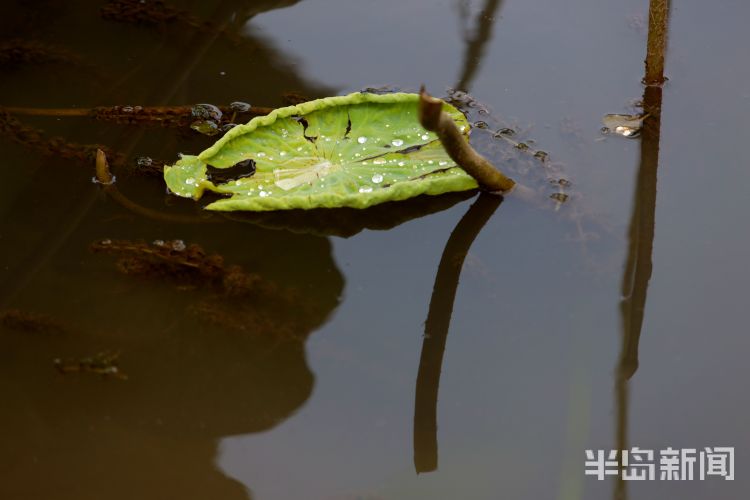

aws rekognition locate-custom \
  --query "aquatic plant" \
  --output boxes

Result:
[164,92,491,211]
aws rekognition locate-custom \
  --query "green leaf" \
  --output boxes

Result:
[164,92,478,211]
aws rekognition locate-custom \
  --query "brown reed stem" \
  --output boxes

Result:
[644,0,670,86]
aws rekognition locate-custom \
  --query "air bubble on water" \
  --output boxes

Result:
[439,161,448,166]
[373,159,386,165]
[421,134,429,140]
[185,177,196,185]
[398,161,405,166]
[372,174,384,183]
[257,152,266,157]
[428,160,434,164]
[279,151,287,156]
[359,186,373,193]
[259,191,269,197]
[358,137,368,144]
[392,139,404,147]
[235,180,241,185]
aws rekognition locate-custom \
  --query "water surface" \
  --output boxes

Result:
[1,1,749,499]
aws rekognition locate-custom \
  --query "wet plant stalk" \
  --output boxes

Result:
[615,2,671,499]
[95,149,215,224]
[418,87,515,192]
[644,0,670,85]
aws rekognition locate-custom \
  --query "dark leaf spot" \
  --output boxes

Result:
[207,159,256,183]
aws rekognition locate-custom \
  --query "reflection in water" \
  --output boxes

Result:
[0,3,348,495]
[454,0,505,91]
[615,1,670,499]
[413,193,502,473]
[225,190,477,238]
[0,0,333,308]
[0,227,343,500]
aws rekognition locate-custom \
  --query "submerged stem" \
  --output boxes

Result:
[418,87,515,192]
[94,149,215,224]
[3,104,273,124]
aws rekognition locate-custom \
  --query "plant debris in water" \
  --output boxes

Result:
[0,39,82,67]
[601,113,646,138]
[0,108,124,166]
[54,350,127,380]
[100,0,246,45]
[91,239,316,339]
[0,309,66,335]
[91,239,226,287]
[444,88,574,207]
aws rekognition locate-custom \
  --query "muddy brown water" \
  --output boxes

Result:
[1,1,749,499]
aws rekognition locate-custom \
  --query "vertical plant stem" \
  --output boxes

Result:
[644,0,670,86]
[615,2,671,499]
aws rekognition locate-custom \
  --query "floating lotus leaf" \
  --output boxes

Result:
[164,92,478,211]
